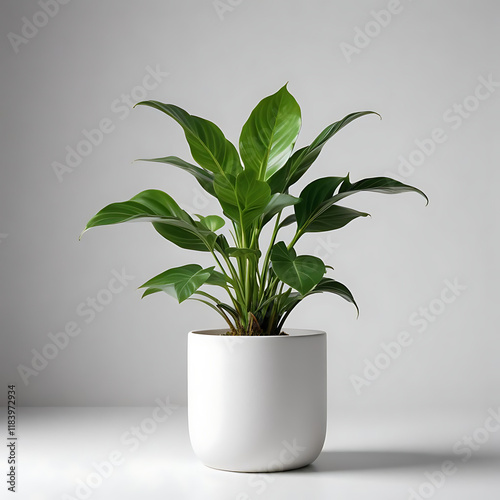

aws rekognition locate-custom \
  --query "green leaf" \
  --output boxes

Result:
[334,175,429,205]
[262,193,301,225]
[81,189,218,252]
[83,189,189,231]
[213,173,238,221]
[295,177,345,228]
[152,219,218,252]
[140,264,214,303]
[215,234,230,253]
[205,270,229,287]
[196,215,225,231]
[137,156,215,196]
[303,204,370,233]
[235,170,272,227]
[135,101,242,177]
[215,170,271,226]
[239,84,301,180]
[279,214,297,228]
[268,111,378,192]
[309,277,359,315]
[141,287,162,298]
[295,177,370,233]
[270,242,325,295]
[227,247,262,260]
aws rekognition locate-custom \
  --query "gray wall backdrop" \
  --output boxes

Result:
[0,0,498,413]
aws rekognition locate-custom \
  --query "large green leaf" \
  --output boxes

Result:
[135,101,242,177]
[268,111,378,192]
[295,177,345,228]
[137,156,215,196]
[82,189,218,251]
[83,189,189,230]
[262,193,301,225]
[152,219,218,252]
[270,242,325,295]
[295,176,369,233]
[214,170,271,227]
[309,277,359,315]
[139,264,214,303]
[236,170,272,227]
[304,205,370,233]
[205,270,230,287]
[294,175,426,234]
[333,175,429,205]
[239,85,301,180]
[213,173,238,220]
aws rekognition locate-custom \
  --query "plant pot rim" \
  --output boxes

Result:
[189,328,325,338]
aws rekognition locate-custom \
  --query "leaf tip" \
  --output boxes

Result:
[78,228,88,241]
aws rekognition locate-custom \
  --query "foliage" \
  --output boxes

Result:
[82,85,427,335]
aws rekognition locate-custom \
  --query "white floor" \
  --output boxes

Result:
[4,406,500,500]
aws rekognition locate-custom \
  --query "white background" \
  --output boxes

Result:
[0,0,498,421]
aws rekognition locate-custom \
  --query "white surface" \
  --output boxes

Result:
[4,407,500,500]
[188,329,326,471]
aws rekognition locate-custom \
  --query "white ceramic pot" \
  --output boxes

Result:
[188,328,327,472]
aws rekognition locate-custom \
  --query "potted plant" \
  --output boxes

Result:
[82,84,427,472]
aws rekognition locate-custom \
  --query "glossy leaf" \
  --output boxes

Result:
[239,85,301,180]
[135,101,242,177]
[213,173,239,221]
[309,277,359,315]
[262,193,301,225]
[304,205,369,233]
[235,170,272,227]
[279,214,297,228]
[295,177,345,228]
[270,242,325,295]
[205,270,229,287]
[140,264,214,303]
[82,189,218,252]
[141,287,162,298]
[137,156,215,196]
[152,219,217,252]
[83,189,189,231]
[227,247,262,259]
[268,111,378,192]
[334,175,429,205]
[196,215,225,231]
[294,177,369,233]
[215,170,271,226]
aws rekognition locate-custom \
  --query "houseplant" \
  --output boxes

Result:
[82,84,427,471]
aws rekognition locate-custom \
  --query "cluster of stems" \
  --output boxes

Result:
[192,213,300,336]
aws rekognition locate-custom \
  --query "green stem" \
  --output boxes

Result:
[189,297,235,331]
[258,214,281,304]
